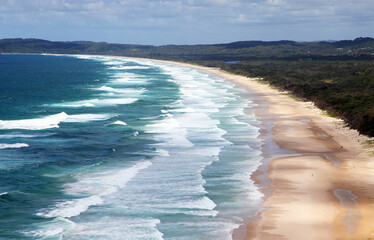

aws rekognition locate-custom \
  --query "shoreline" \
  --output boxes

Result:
[139,58,374,239]
[4,53,374,239]
[201,66,374,239]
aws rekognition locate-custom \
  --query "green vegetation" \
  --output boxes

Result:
[1,37,374,136]
[220,60,374,136]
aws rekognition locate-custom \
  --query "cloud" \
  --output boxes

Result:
[1,0,372,24]
[266,0,286,6]
[0,0,373,44]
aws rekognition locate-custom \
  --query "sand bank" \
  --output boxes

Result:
[148,60,374,240]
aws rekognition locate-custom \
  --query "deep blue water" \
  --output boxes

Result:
[0,54,263,240]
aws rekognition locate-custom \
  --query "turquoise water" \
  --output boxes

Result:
[0,54,263,239]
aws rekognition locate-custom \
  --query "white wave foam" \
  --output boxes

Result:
[37,161,152,218]
[96,86,115,91]
[183,196,216,210]
[97,98,138,105]
[0,133,55,139]
[145,117,179,134]
[95,86,145,95]
[110,120,127,126]
[39,195,104,218]
[145,117,194,148]
[0,112,68,130]
[0,192,8,196]
[63,114,112,123]
[67,217,163,240]
[0,143,29,149]
[139,115,162,120]
[227,117,249,126]
[113,78,147,85]
[63,103,95,107]
[31,227,64,237]
[155,148,169,157]
[187,210,219,217]
[132,131,139,136]
[29,227,64,237]
[112,72,140,79]
[170,107,196,113]
[103,60,125,65]
[109,65,150,70]
[50,98,138,108]
[69,161,153,196]
[72,55,105,60]
[187,147,223,158]
[25,217,76,238]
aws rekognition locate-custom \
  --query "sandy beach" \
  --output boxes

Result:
[148,59,374,240]
[211,67,374,240]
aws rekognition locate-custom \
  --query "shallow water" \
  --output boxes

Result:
[0,54,263,239]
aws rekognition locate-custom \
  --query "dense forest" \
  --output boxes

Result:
[221,60,374,136]
[1,38,374,136]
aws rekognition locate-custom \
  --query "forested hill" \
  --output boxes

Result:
[1,38,374,137]
[1,37,374,60]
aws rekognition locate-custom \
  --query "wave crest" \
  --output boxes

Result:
[0,112,68,130]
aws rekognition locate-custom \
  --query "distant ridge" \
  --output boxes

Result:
[1,37,374,60]
[213,40,301,49]
[329,37,374,48]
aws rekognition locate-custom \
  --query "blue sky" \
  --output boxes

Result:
[0,0,373,45]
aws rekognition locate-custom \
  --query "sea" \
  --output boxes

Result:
[0,54,263,240]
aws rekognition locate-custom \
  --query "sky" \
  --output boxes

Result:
[0,0,373,45]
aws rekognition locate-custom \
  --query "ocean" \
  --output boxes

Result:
[0,54,263,239]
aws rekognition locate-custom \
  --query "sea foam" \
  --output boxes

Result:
[109,65,150,70]
[0,143,29,149]
[37,161,152,219]
[63,114,112,123]
[95,86,145,93]
[0,112,68,130]
[50,98,138,108]
[0,133,55,139]
[110,120,127,126]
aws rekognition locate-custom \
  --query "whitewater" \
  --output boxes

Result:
[0,54,263,239]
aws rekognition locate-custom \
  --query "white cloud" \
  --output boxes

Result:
[266,0,286,6]
[234,14,262,24]
[0,0,373,44]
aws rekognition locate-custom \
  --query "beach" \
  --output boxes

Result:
[3,53,373,239]
[210,67,374,239]
[148,59,374,239]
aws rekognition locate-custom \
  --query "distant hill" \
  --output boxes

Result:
[1,37,374,61]
[0,38,152,56]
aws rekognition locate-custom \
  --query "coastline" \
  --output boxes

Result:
[139,58,374,239]
[5,53,374,239]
